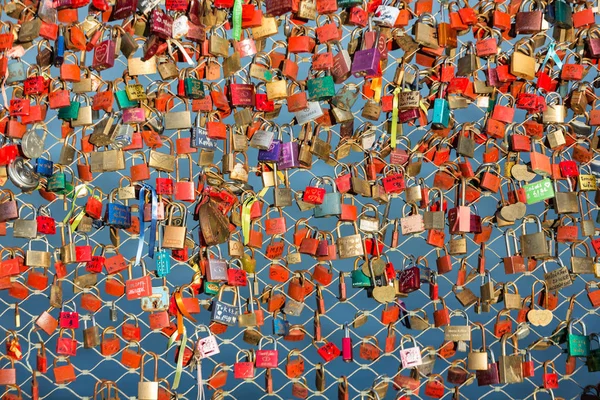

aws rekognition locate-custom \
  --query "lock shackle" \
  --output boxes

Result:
[237,349,254,363]
[469,322,486,352]
[61,299,77,312]
[504,229,519,255]
[399,334,417,349]
[401,202,419,218]
[571,240,592,257]
[139,351,159,382]
[521,214,543,234]
[503,281,519,295]
[427,187,444,211]
[480,269,492,284]
[500,332,518,355]
[123,312,139,326]
[259,335,276,350]
[58,327,76,339]
[402,255,416,270]
[553,174,574,192]
[83,313,97,329]
[540,256,566,273]
[542,360,557,375]
[362,335,379,347]
[101,326,117,341]
[476,162,501,176]
[531,279,549,306]
[532,387,556,400]
[175,154,194,181]
[568,318,587,335]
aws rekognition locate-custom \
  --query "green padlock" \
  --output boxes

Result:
[47,166,66,193]
[554,0,573,29]
[567,319,590,357]
[115,78,140,109]
[586,333,600,372]
[204,281,221,296]
[351,257,372,288]
[57,101,80,121]
[307,71,335,101]
[182,68,205,99]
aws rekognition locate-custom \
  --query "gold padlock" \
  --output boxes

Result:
[162,203,187,250]
[164,96,192,130]
[149,138,176,173]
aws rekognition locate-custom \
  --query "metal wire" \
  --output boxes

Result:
[0,5,598,400]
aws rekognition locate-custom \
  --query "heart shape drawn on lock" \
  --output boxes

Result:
[372,286,396,304]
[527,309,553,327]
[511,164,536,182]
[95,43,108,60]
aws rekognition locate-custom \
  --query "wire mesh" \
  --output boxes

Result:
[0,3,599,400]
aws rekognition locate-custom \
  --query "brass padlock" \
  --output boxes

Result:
[498,334,523,383]
[510,40,536,80]
[71,94,94,127]
[13,203,37,239]
[59,223,76,265]
[149,138,176,173]
[83,316,100,349]
[209,26,229,57]
[26,238,52,268]
[164,96,192,130]
[163,203,187,250]
[138,352,160,400]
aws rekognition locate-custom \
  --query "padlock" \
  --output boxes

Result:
[520,215,549,258]
[138,352,160,400]
[498,333,523,383]
[256,336,279,368]
[567,319,590,357]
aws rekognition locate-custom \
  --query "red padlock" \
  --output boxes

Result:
[542,360,559,389]
[424,374,445,398]
[587,282,600,307]
[303,179,326,205]
[316,339,341,362]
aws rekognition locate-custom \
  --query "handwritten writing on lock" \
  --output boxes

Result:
[126,276,152,300]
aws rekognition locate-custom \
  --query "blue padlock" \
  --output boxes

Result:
[54,28,65,67]
[273,312,290,336]
[314,177,342,218]
[191,113,217,150]
[545,1,555,23]
[432,85,450,129]
[35,157,54,177]
[155,249,171,277]
[6,60,26,84]
[104,190,132,229]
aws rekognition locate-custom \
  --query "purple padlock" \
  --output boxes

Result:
[352,48,380,78]
[486,67,500,87]
[258,140,281,163]
[278,141,299,170]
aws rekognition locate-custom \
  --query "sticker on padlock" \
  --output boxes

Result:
[140,286,170,311]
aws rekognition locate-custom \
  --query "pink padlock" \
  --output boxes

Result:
[342,323,353,362]
[122,107,146,124]
[399,336,423,368]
